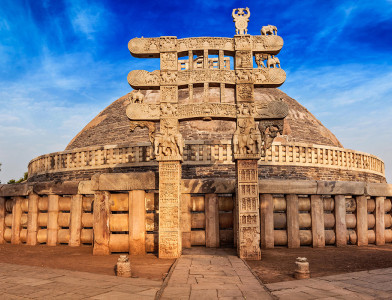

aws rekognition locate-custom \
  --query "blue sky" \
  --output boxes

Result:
[0,0,391,183]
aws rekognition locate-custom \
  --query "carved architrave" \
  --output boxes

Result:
[236,70,254,83]
[178,103,237,120]
[128,36,284,56]
[160,71,177,85]
[160,37,177,52]
[127,70,160,88]
[126,103,160,121]
[236,159,261,260]
[254,100,289,119]
[159,161,181,258]
[235,51,252,69]
[236,84,254,102]
[160,86,178,103]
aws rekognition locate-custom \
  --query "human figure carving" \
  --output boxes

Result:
[255,53,267,68]
[232,8,250,35]
[233,119,261,155]
[259,123,281,156]
[261,25,277,35]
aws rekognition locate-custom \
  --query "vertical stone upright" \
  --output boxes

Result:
[157,39,183,258]
[233,32,261,260]
[158,161,182,258]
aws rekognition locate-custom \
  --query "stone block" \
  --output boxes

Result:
[0,183,32,197]
[181,179,236,194]
[78,181,95,195]
[259,180,317,194]
[98,172,156,191]
[317,181,365,195]
[366,183,392,197]
[33,181,79,195]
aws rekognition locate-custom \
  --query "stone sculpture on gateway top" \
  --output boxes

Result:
[125,7,288,259]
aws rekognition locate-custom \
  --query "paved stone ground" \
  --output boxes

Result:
[160,248,273,300]
[0,262,161,299]
[266,267,392,299]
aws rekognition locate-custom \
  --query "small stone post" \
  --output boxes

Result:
[26,193,39,245]
[311,195,325,247]
[205,193,219,248]
[334,195,347,246]
[69,194,83,246]
[11,197,22,245]
[47,194,59,246]
[116,255,132,278]
[129,190,146,255]
[375,196,385,245]
[0,197,5,244]
[93,191,110,255]
[260,194,274,248]
[294,257,310,279]
[286,194,300,248]
[356,195,368,246]
[180,194,192,248]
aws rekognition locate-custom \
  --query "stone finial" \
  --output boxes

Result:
[232,8,250,35]
[294,257,310,279]
[116,255,132,277]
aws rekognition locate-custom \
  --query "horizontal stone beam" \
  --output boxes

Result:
[366,183,392,197]
[95,172,157,191]
[0,183,33,196]
[128,36,284,57]
[181,179,236,194]
[33,181,79,195]
[127,69,286,89]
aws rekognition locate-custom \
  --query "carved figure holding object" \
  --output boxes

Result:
[232,7,250,35]
[261,25,277,35]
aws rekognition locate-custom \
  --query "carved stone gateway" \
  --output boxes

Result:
[126,8,288,259]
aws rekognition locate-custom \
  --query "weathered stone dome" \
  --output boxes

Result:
[66,88,342,150]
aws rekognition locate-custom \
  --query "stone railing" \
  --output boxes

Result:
[28,141,385,178]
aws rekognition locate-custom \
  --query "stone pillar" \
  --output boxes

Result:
[219,49,225,102]
[334,195,347,246]
[181,194,192,248]
[356,195,368,246]
[375,196,385,245]
[11,197,23,244]
[188,50,193,101]
[311,195,325,247]
[205,194,219,248]
[260,194,274,248]
[0,197,5,244]
[93,191,110,255]
[286,194,300,248]
[129,190,146,255]
[69,194,83,247]
[159,161,182,258]
[236,160,261,260]
[47,194,59,246]
[27,193,39,245]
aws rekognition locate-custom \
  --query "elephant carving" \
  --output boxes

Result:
[129,90,144,103]
[261,25,277,35]
[267,55,280,68]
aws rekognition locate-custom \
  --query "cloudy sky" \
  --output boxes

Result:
[0,0,391,183]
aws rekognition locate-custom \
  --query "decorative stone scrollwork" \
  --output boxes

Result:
[261,25,278,35]
[161,52,177,70]
[235,35,251,50]
[178,103,237,120]
[160,37,177,52]
[161,71,177,84]
[233,118,262,159]
[254,99,289,119]
[232,7,250,35]
[258,119,285,156]
[236,84,254,102]
[126,103,160,120]
[161,86,177,102]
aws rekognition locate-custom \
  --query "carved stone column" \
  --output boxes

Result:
[233,35,261,260]
[158,38,183,258]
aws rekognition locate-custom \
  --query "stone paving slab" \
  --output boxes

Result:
[266,267,392,299]
[159,248,273,300]
[0,263,161,299]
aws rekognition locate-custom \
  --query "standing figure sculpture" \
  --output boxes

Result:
[232,8,250,35]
